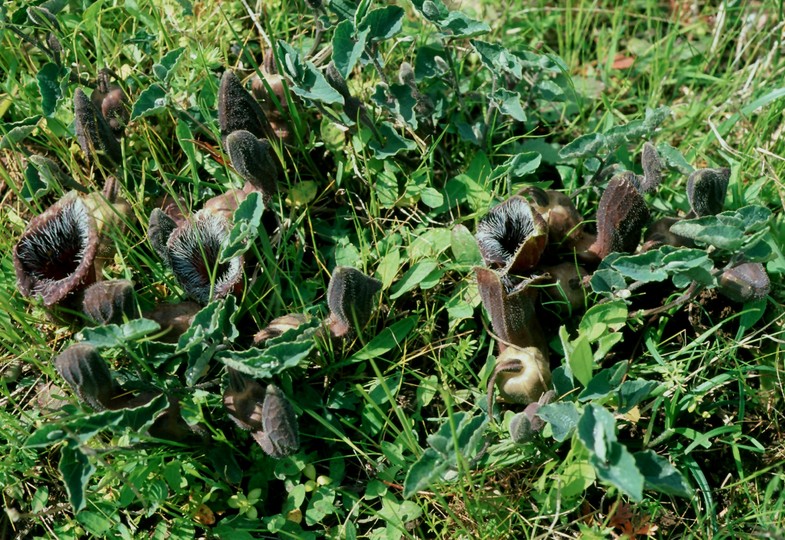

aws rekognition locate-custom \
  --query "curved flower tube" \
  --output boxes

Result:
[687,167,730,217]
[226,130,280,201]
[218,70,275,148]
[74,87,122,166]
[588,174,650,259]
[326,266,382,338]
[14,192,99,307]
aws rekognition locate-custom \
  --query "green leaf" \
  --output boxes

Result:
[332,20,368,79]
[152,47,185,83]
[403,448,449,498]
[450,224,482,267]
[436,9,490,37]
[577,403,616,461]
[590,268,627,295]
[216,340,314,379]
[617,379,659,413]
[26,394,170,448]
[669,220,745,250]
[471,40,523,79]
[538,401,580,442]
[735,205,772,232]
[0,116,42,149]
[177,297,239,385]
[612,251,668,282]
[358,6,404,42]
[77,319,161,348]
[278,41,344,106]
[130,84,167,120]
[559,133,606,160]
[376,248,401,289]
[219,191,265,262]
[59,440,95,512]
[578,363,627,402]
[348,316,417,362]
[391,259,439,299]
[385,83,419,130]
[634,450,692,498]
[590,442,644,502]
[657,143,694,175]
[579,300,628,341]
[507,151,541,180]
[37,62,66,116]
[368,121,416,158]
[21,162,50,201]
[560,327,593,387]
[421,187,444,208]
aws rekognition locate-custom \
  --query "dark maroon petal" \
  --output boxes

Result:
[82,279,136,325]
[327,266,382,337]
[257,384,299,458]
[476,196,548,273]
[687,168,730,216]
[226,130,280,200]
[167,210,243,305]
[54,343,115,410]
[590,175,650,259]
[14,192,99,307]
[218,70,274,148]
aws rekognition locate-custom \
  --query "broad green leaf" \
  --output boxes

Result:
[612,251,668,282]
[577,403,616,461]
[507,151,541,179]
[657,143,694,175]
[177,297,239,385]
[59,440,95,512]
[561,327,593,387]
[376,248,401,289]
[348,316,417,362]
[220,191,265,262]
[471,40,523,79]
[26,394,170,448]
[278,41,344,106]
[391,260,439,299]
[579,300,627,341]
[358,6,404,42]
[435,10,490,37]
[669,220,745,250]
[617,379,659,413]
[538,401,580,442]
[152,47,185,83]
[634,450,692,498]
[421,187,444,208]
[368,121,416,158]
[559,132,606,160]
[578,363,627,402]
[403,448,449,498]
[590,441,644,501]
[78,318,161,348]
[130,84,167,120]
[332,20,368,78]
[590,268,627,295]
[0,116,41,149]
[37,62,67,116]
[450,224,482,267]
[735,205,772,232]
[215,340,314,379]
[21,162,50,201]
[386,83,419,129]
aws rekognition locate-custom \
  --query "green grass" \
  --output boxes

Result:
[2,0,785,538]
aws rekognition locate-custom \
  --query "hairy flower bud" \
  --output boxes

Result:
[54,343,116,410]
[326,266,382,337]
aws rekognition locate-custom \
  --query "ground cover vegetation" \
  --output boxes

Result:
[1,0,785,538]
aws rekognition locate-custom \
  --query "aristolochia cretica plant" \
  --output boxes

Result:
[487,346,552,407]
[326,266,382,338]
[476,196,549,274]
[587,174,650,259]
[226,130,280,201]
[223,369,300,458]
[13,192,99,307]
[90,69,128,139]
[54,343,117,411]
[218,70,275,148]
[687,167,730,217]
[81,279,136,325]
[149,209,243,305]
[73,87,122,167]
